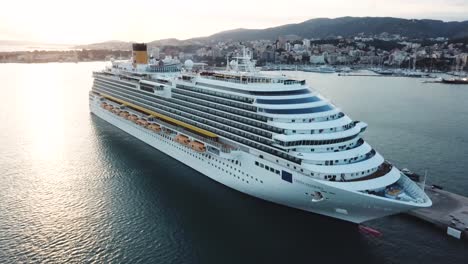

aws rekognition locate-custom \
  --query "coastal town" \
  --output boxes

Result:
[1,33,467,75]
[0,49,131,63]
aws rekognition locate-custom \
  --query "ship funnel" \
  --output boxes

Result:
[132,43,148,64]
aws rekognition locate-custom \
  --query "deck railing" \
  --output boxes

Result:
[347,161,393,182]
[200,75,305,85]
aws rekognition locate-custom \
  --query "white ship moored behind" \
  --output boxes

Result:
[89,43,431,223]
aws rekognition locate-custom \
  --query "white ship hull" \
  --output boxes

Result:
[90,100,420,223]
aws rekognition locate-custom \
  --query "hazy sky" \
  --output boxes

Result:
[1,0,467,44]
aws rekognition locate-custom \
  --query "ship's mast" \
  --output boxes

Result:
[231,46,257,73]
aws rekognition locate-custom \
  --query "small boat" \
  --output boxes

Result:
[119,111,130,118]
[189,141,206,152]
[175,134,190,145]
[136,119,148,126]
[403,71,429,78]
[338,67,352,73]
[442,78,468,84]
[377,69,394,75]
[392,69,429,78]
[371,67,394,75]
[127,115,138,122]
[304,65,335,73]
[147,124,161,132]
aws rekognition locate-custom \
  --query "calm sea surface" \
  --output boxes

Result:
[0,62,467,263]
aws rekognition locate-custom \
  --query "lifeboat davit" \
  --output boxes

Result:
[189,141,206,152]
[175,134,190,145]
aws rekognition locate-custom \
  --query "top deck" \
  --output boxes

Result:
[198,71,306,85]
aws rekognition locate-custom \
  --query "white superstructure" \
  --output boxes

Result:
[89,44,431,223]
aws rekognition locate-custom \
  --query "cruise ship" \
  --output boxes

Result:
[89,43,431,223]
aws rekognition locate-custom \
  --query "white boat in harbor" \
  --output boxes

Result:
[397,69,430,78]
[337,67,352,73]
[304,65,336,73]
[370,67,394,76]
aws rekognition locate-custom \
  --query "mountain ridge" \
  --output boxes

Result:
[71,16,468,49]
[197,17,468,42]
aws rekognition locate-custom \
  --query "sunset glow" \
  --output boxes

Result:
[1,0,467,44]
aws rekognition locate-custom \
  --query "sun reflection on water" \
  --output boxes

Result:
[18,65,67,162]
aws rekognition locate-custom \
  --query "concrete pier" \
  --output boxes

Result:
[407,186,468,240]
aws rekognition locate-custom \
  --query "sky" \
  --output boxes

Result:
[1,0,467,44]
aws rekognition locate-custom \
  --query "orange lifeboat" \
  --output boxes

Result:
[119,111,130,118]
[189,141,206,152]
[175,134,190,145]
[147,124,161,132]
[127,115,138,122]
[136,119,148,126]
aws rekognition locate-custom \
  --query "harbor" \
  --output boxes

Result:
[1,62,468,263]
[408,184,468,240]
[262,64,468,83]
[360,168,468,241]
[2,0,468,260]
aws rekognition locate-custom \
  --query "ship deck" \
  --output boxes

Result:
[347,162,393,182]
